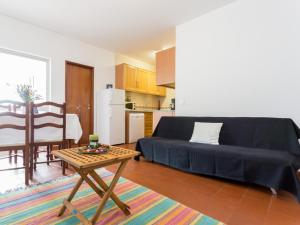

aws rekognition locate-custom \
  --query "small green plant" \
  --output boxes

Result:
[16,84,42,103]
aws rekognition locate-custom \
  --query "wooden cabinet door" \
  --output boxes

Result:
[124,64,137,91]
[66,61,94,145]
[156,47,175,86]
[137,69,148,92]
[147,72,157,94]
[157,86,166,96]
[144,112,153,137]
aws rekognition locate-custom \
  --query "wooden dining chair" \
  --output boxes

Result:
[0,100,26,164]
[0,102,11,111]
[0,101,30,185]
[29,101,66,178]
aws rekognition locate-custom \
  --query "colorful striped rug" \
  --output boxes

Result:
[0,169,224,225]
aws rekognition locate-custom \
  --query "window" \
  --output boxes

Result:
[0,49,49,102]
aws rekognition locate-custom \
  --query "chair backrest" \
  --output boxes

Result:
[0,100,24,112]
[30,101,66,144]
[0,101,29,148]
[0,101,11,112]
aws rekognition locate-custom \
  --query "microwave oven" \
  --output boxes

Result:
[125,102,136,110]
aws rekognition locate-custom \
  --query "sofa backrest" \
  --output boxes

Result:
[153,116,300,155]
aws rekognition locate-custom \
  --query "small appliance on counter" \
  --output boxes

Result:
[170,98,175,110]
[125,102,136,110]
[106,84,113,89]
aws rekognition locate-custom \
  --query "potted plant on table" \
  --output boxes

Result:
[16,84,42,113]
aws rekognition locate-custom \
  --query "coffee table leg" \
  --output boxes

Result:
[89,170,130,215]
[58,177,84,217]
[91,160,129,224]
[63,199,92,225]
[77,170,105,197]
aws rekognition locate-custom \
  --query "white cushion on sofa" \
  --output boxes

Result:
[190,122,223,145]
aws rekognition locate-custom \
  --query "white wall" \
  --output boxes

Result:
[176,0,300,125]
[0,14,116,131]
[0,14,115,104]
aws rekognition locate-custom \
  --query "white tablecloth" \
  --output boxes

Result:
[0,114,82,146]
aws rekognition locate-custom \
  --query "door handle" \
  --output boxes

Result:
[88,104,91,110]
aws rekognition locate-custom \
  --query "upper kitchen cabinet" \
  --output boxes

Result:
[116,63,137,91]
[147,72,166,96]
[146,71,157,94]
[156,47,175,88]
[156,86,166,96]
[136,68,149,92]
[115,63,166,96]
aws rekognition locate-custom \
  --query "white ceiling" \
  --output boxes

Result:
[0,0,233,64]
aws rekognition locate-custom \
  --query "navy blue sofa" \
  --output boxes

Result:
[136,117,300,201]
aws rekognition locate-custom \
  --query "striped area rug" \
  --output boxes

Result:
[0,169,224,225]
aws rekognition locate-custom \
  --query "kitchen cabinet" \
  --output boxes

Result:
[115,63,166,96]
[156,47,175,88]
[146,72,157,94]
[124,64,138,91]
[125,111,153,143]
[136,68,149,92]
[144,112,153,137]
[116,63,137,91]
[146,72,166,96]
[156,86,166,96]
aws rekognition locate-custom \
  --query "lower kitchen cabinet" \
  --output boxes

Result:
[144,112,153,137]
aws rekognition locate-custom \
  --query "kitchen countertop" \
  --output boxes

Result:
[125,109,174,113]
[153,109,175,112]
[125,109,153,112]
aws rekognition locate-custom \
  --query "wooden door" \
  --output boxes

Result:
[124,64,137,91]
[65,61,94,145]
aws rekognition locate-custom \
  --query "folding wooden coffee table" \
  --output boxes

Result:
[53,146,140,225]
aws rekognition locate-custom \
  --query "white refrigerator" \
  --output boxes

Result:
[96,89,125,145]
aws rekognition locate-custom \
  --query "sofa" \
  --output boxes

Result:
[136,117,300,201]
